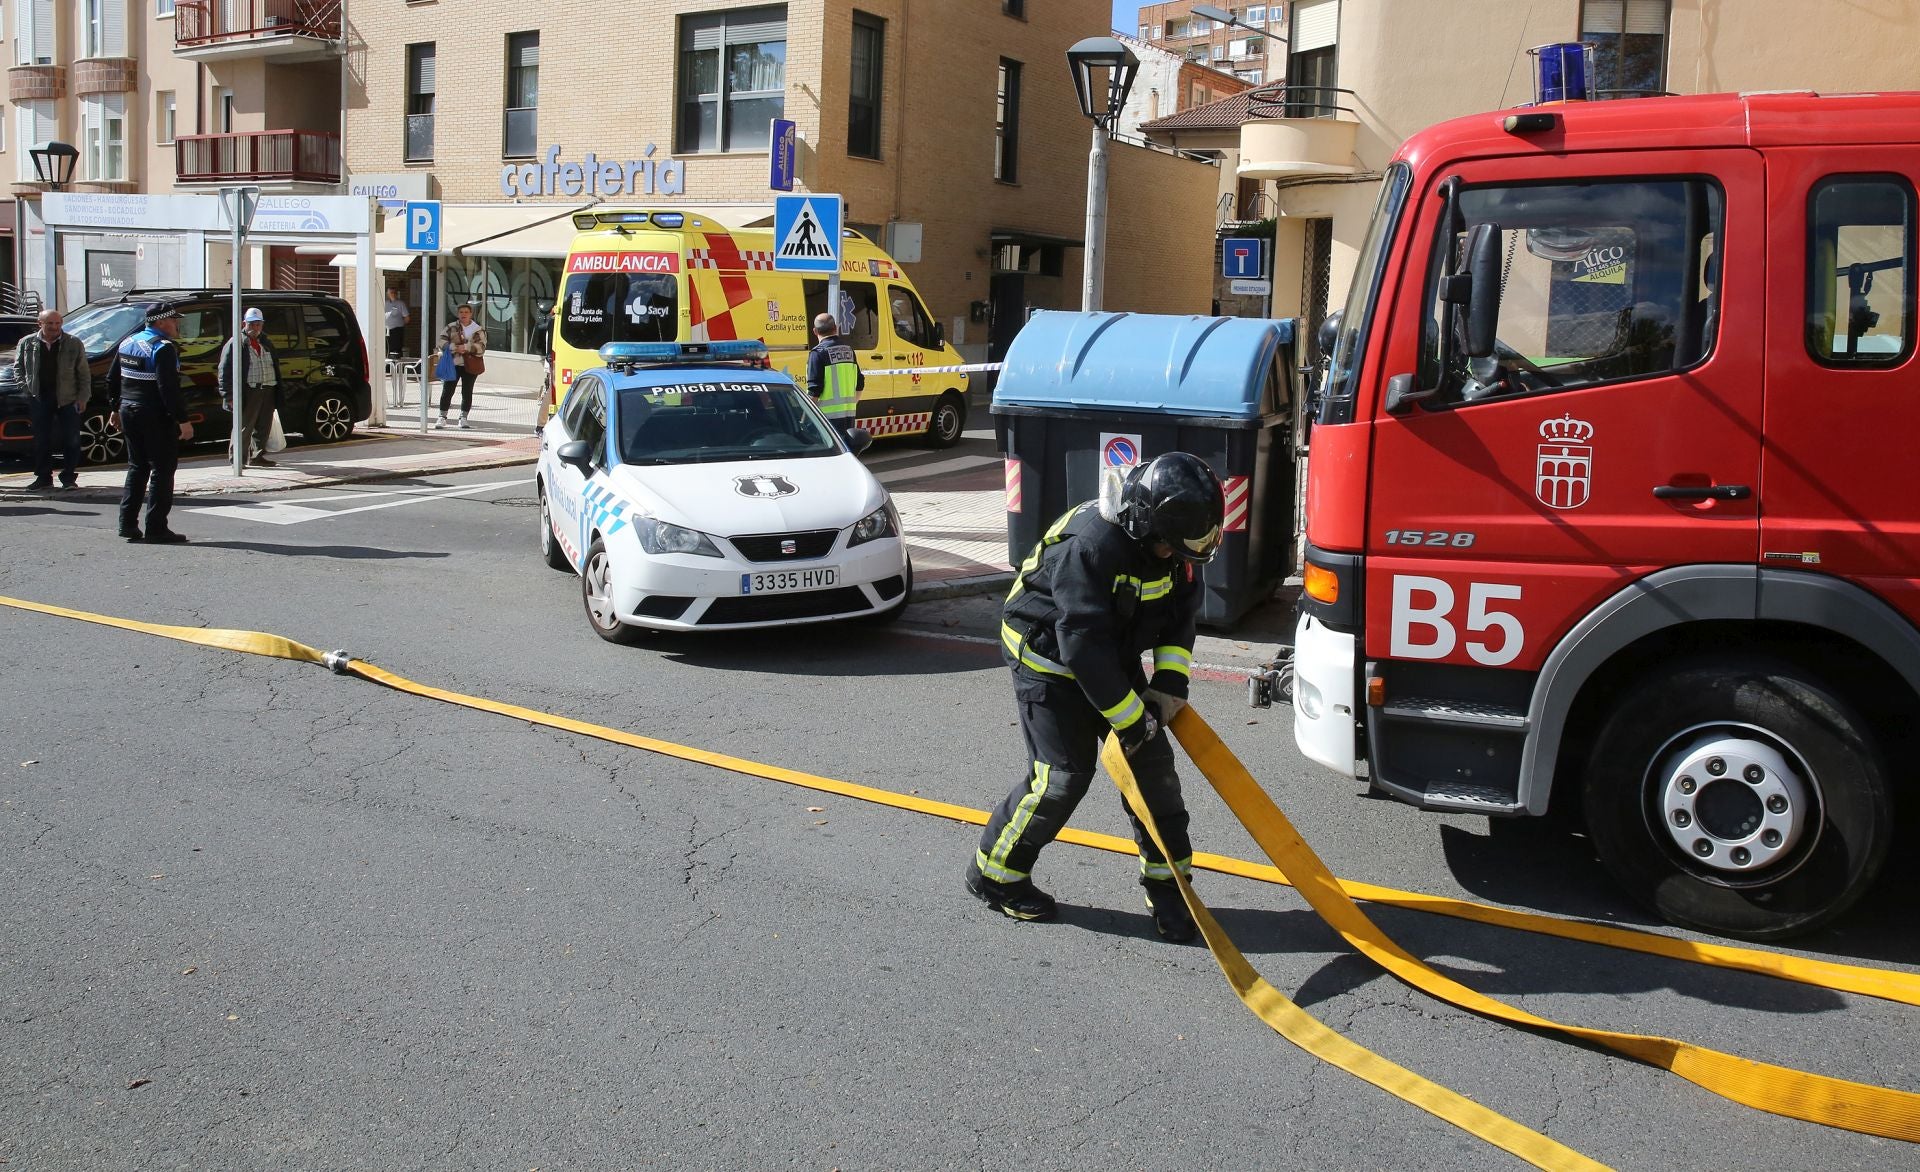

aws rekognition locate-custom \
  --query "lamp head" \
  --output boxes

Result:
[1066,36,1140,128]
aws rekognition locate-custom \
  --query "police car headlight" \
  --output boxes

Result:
[638,517,722,557]
[848,502,899,547]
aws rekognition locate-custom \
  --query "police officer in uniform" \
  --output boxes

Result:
[806,311,863,441]
[110,306,193,543]
[967,452,1225,943]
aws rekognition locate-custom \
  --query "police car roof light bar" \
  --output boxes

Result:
[597,340,771,369]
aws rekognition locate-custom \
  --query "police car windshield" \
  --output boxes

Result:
[64,303,152,357]
[617,379,840,464]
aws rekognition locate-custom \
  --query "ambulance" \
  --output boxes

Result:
[550,209,972,447]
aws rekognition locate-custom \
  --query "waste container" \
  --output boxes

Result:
[992,310,1300,628]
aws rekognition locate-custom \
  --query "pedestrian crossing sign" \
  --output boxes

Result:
[773,194,842,273]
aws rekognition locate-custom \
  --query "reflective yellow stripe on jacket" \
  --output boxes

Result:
[819,359,859,418]
[1153,645,1193,679]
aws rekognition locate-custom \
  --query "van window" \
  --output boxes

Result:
[174,305,228,368]
[261,305,303,356]
[888,284,936,347]
[1421,177,1723,405]
[1806,175,1915,368]
[303,305,350,358]
[803,278,878,349]
[560,273,678,351]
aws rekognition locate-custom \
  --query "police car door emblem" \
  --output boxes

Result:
[1535,415,1594,509]
[735,475,798,499]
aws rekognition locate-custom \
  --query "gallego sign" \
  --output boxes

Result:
[501,145,687,198]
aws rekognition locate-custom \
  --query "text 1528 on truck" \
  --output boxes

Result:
[1262,89,1920,941]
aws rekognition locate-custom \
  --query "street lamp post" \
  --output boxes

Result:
[29,141,78,312]
[1066,37,1139,313]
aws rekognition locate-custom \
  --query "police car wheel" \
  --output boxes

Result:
[1581,654,1892,941]
[537,481,570,571]
[580,537,644,645]
[79,412,124,465]
[923,393,966,449]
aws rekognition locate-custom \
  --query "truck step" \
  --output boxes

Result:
[1379,695,1528,731]
[1418,781,1524,813]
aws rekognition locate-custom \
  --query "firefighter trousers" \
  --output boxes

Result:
[974,677,1192,886]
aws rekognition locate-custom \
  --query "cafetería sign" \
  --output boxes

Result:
[501,144,688,199]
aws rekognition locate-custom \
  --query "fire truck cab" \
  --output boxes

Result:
[1289,90,1920,940]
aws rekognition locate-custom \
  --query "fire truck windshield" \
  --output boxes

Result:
[1320,163,1410,424]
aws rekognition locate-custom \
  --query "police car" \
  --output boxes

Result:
[536,340,911,639]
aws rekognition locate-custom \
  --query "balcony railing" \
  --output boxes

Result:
[1246,83,1355,120]
[176,0,341,48]
[176,128,341,183]
[1238,85,1360,180]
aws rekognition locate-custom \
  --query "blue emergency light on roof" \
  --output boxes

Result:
[1529,42,1594,104]
[650,212,685,228]
[598,340,770,367]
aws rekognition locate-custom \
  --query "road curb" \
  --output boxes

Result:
[913,569,1014,601]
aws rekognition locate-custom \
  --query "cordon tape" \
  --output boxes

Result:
[5,591,1917,1169]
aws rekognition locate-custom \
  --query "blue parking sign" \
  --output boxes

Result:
[1222,236,1264,280]
[404,200,441,252]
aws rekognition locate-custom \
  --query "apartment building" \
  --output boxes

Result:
[340,0,1223,385]
[1134,2,1278,86]
[6,0,345,307]
[1138,0,1920,352]
[1112,30,1249,139]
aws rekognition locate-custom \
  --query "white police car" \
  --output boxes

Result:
[536,340,911,640]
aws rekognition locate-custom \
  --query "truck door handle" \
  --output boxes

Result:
[1653,484,1751,500]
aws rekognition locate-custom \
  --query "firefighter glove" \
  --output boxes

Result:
[1117,703,1162,758]
[1144,688,1186,723]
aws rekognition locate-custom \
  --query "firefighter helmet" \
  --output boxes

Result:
[1115,452,1224,562]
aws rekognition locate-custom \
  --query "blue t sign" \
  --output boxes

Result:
[1222,237,1264,280]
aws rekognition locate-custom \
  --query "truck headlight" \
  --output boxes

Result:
[848,502,898,547]
[638,517,722,557]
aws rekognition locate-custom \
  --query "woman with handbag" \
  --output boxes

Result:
[437,302,487,430]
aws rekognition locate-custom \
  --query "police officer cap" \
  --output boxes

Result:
[145,305,182,323]
[1118,452,1225,563]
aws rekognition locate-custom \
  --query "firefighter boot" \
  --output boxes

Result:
[1142,878,1197,944]
[965,865,1058,922]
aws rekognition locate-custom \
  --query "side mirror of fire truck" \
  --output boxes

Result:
[1315,310,1342,364]
[1462,222,1502,359]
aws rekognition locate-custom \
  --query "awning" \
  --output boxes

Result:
[329,253,417,271]
[992,227,1086,248]
[299,201,599,266]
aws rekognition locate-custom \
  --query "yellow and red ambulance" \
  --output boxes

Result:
[550,208,971,447]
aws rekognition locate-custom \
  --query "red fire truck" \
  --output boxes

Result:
[1274,90,1919,940]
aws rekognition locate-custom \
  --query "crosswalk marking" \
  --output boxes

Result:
[193,478,525,526]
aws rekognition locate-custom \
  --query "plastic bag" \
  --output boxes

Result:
[266,410,287,454]
[433,345,457,383]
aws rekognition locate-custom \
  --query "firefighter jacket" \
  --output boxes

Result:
[109,327,186,421]
[1001,502,1199,731]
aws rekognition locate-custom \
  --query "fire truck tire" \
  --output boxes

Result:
[1581,655,1892,941]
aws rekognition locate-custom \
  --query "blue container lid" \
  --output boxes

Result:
[993,311,1294,420]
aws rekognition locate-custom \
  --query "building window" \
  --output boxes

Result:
[846,12,883,160]
[1243,70,1263,85]
[1003,0,1023,17]
[676,5,787,154]
[994,58,1020,183]
[14,0,52,66]
[1806,176,1915,368]
[214,85,233,132]
[1287,0,1339,116]
[83,0,124,58]
[155,0,172,15]
[405,42,435,162]
[1579,0,1671,97]
[81,92,126,180]
[1247,5,1266,24]
[503,31,538,159]
[155,89,174,143]
[15,100,50,180]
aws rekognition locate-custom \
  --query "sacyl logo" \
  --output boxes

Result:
[734,475,798,499]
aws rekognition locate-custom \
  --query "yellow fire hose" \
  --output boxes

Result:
[5,592,1919,1168]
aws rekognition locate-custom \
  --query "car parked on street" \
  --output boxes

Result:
[537,339,911,638]
[0,289,372,465]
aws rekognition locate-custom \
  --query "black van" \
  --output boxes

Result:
[0,289,372,465]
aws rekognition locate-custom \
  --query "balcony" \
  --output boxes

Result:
[1237,84,1359,180]
[175,0,342,62]
[176,129,341,186]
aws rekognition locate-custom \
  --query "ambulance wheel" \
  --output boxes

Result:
[537,480,570,571]
[1581,655,1891,941]
[581,537,644,645]
[924,392,966,449]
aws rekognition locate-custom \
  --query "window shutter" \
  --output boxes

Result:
[413,45,435,95]
[509,33,538,70]
[103,0,125,56]
[34,97,54,144]
[684,13,723,50]
[12,0,25,66]
[30,0,51,63]
[1582,0,1624,35]
[1292,0,1338,53]
[1625,0,1667,34]
[724,15,785,45]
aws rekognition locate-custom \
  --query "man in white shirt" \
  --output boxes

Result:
[217,307,282,468]
[384,286,410,361]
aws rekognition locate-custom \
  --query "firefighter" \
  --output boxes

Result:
[967,452,1225,943]
[806,311,863,440]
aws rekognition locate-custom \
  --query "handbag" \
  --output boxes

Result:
[464,352,487,377]
[433,345,457,382]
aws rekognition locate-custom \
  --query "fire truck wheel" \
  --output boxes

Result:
[1581,655,1892,941]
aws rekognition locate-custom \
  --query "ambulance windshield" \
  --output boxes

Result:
[617,381,840,464]
[560,273,679,350]
[1320,163,1410,423]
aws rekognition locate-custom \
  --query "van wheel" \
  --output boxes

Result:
[1581,655,1892,940]
[581,537,644,645]
[306,394,355,443]
[78,411,124,465]
[923,392,966,449]
[537,481,571,571]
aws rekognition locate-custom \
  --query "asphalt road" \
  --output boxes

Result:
[2,466,1917,1171]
